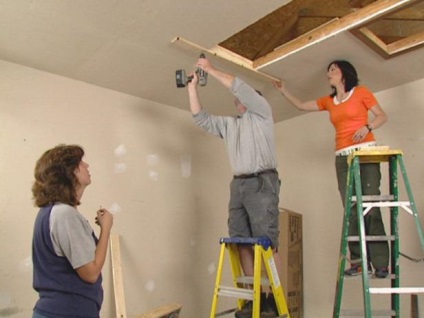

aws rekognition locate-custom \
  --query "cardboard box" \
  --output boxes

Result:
[278,208,303,318]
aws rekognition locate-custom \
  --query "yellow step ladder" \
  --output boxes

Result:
[210,237,290,318]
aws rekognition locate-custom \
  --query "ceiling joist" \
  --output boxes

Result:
[172,0,424,81]
[253,0,424,69]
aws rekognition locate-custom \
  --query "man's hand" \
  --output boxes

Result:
[195,57,214,73]
[195,56,234,89]
[187,70,199,89]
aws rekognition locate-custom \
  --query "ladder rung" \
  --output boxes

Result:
[345,273,396,280]
[347,235,395,241]
[370,287,424,294]
[340,309,396,316]
[236,276,270,286]
[362,201,411,208]
[217,286,254,300]
[352,195,394,202]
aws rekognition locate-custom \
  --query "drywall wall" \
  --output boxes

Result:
[1,58,423,317]
[0,59,232,318]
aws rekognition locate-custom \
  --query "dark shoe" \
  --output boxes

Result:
[235,293,267,318]
[260,293,278,318]
[235,300,252,318]
[375,266,389,278]
[344,264,372,276]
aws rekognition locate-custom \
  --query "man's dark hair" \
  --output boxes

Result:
[327,60,359,97]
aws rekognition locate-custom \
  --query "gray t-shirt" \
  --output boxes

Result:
[193,77,277,175]
[50,203,96,269]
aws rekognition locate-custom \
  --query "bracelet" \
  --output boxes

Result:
[366,124,372,132]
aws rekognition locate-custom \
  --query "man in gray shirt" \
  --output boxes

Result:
[187,56,281,318]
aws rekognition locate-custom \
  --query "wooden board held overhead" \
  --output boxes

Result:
[170,36,280,82]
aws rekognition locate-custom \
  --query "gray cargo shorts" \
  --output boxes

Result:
[228,171,281,249]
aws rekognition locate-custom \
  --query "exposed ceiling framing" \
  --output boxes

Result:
[174,0,424,76]
[2,0,423,123]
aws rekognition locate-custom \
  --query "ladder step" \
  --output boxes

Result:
[236,276,270,286]
[352,195,394,202]
[370,287,424,294]
[345,273,396,280]
[362,201,411,209]
[216,286,254,300]
[220,237,272,249]
[347,235,395,241]
[340,309,396,316]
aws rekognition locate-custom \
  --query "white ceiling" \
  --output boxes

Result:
[1,0,423,122]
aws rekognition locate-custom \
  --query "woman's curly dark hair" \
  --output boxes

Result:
[32,144,84,207]
[328,60,359,97]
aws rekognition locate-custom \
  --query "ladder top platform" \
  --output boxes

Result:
[348,147,403,164]
[220,237,272,249]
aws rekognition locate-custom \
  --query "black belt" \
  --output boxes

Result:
[234,169,277,179]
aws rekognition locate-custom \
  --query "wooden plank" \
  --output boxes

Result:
[136,303,182,318]
[253,0,424,69]
[350,27,391,58]
[298,5,424,20]
[170,36,280,82]
[110,234,128,318]
[387,30,424,54]
[110,234,182,318]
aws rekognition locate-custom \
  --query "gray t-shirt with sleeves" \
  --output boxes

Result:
[50,203,96,269]
[193,77,277,176]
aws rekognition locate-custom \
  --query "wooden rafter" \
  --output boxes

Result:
[298,5,424,20]
[171,0,424,79]
[253,0,424,69]
[354,26,424,57]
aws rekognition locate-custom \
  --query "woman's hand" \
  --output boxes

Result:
[95,208,113,230]
[272,80,286,94]
[353,126,370,143]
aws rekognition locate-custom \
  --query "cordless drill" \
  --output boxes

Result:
[175,53,208,88]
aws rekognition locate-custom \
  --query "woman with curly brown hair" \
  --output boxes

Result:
[31,144,113,318]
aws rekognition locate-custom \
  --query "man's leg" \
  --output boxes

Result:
[228,178,256,317]
[243,173,281,318]
[238,244,254,277]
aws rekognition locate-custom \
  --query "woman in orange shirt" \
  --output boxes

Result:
[273,60,389,278]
